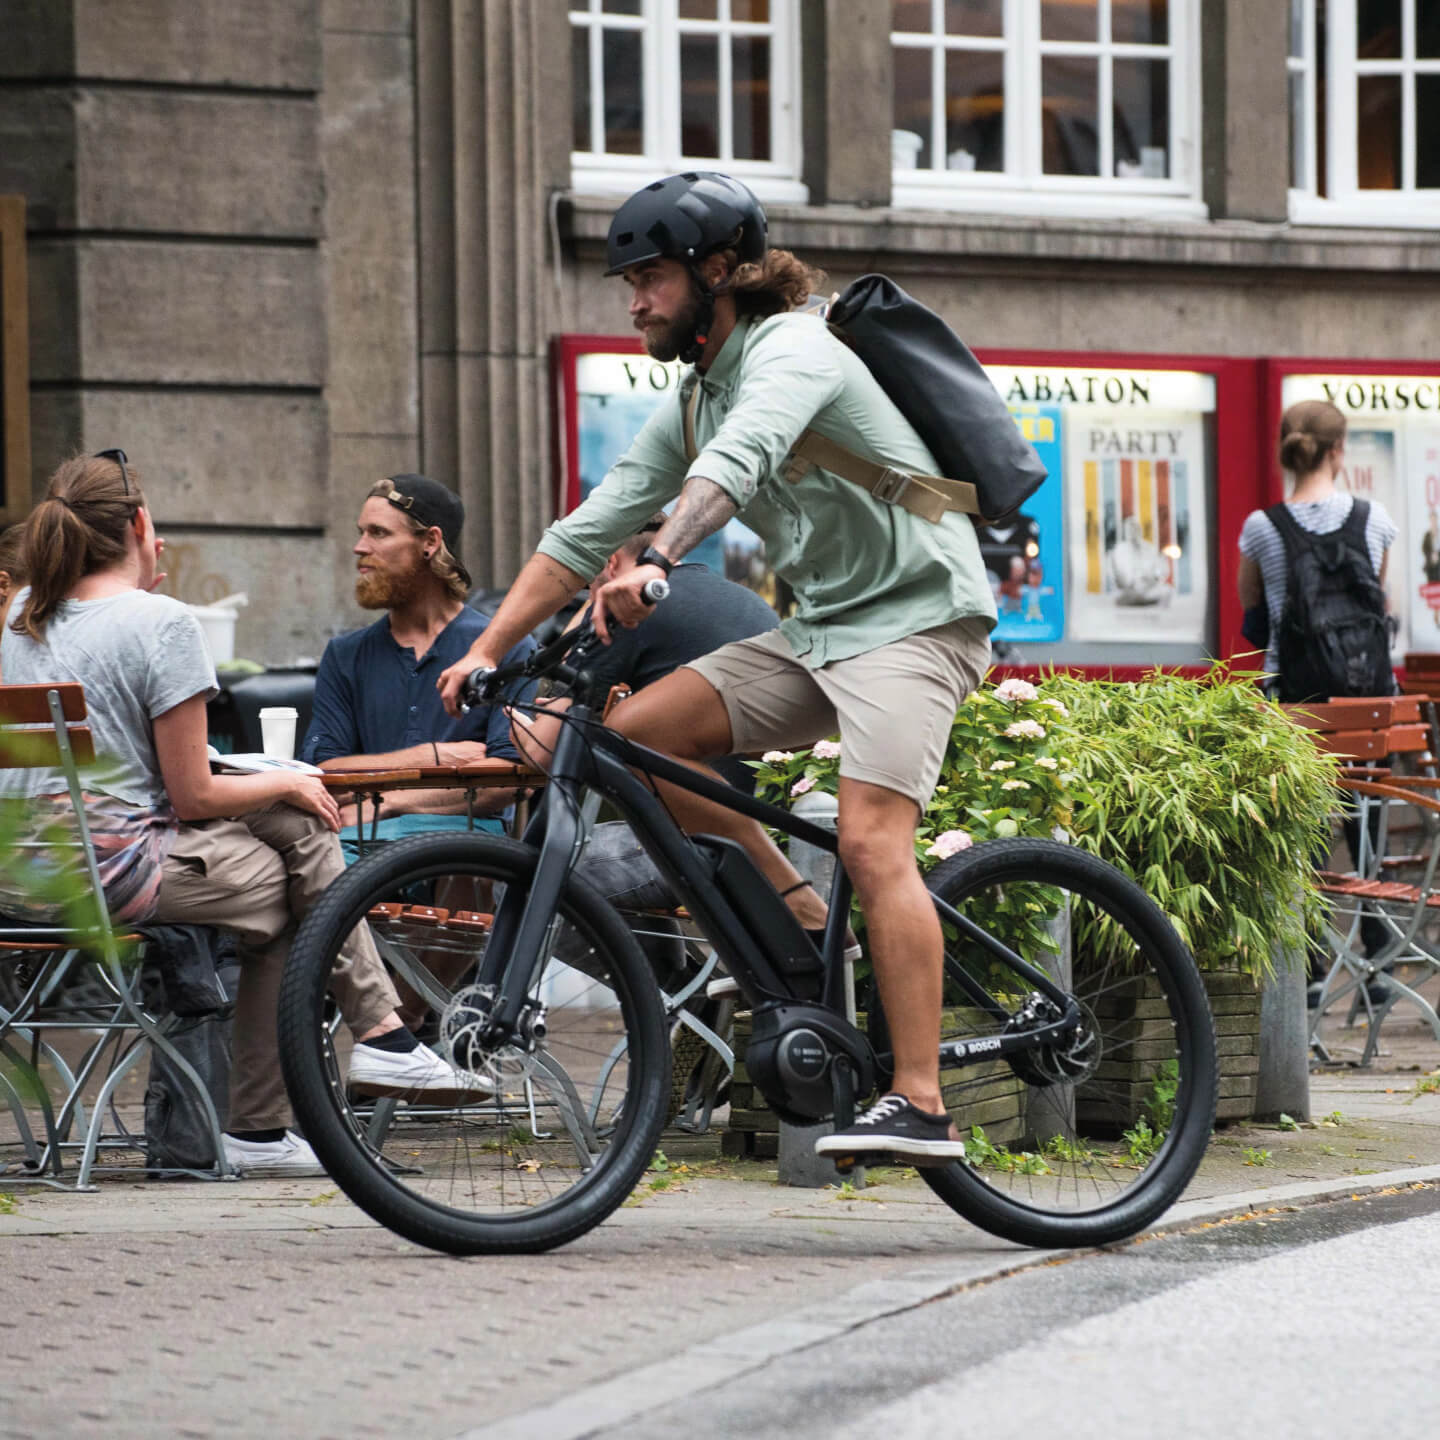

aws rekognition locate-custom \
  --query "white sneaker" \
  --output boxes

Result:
[347,1040,495,1102]
[221,1130,327,1179]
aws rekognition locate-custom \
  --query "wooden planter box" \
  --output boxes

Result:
[721,1007,1027,1156]
[1077,968,1260,1129]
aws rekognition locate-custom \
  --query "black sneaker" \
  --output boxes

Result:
[813,1093,967,1164]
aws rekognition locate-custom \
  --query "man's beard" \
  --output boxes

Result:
[643,290,702,362]
[355,563,424,611]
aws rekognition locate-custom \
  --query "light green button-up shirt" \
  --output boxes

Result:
[538,312,997,667]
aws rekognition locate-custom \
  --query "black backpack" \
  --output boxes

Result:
[1267,498,1394,704]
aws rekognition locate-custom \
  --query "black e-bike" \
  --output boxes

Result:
[277,605,1217,1256]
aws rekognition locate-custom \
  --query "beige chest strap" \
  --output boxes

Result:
[784,429,980,524]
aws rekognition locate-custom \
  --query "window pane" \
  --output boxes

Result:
[603,28,644,154]
[945,48,1004,169]
[679,1,717,17]
[944,1,1003,38]
[1041,0,1097,42]
[1112,0,1168,46]
[681,34,720,156]
[1420,0,1440,57]
[1289,69,1307,187]
[1113,57,1169,175]
[603,0,643,14]
[1042,56,1100,174]
[732,1,771,20]
[572,26,592,152]
[893,1,934,33]
[893,45,934,168]
[1356,0,1402,57]
[732,36,772,160]
[1418,74,1440,185]
[1289,0,1304,57]
[1357,73,1402,187]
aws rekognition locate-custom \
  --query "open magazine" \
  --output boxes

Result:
[206,745,323,776]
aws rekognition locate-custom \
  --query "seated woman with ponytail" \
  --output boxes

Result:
[0,452,483,1177]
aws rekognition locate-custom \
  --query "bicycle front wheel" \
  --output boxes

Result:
[277,832,670,1255]
[886,838,1218,1248]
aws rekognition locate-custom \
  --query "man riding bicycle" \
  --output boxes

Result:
[439,172,995,1161]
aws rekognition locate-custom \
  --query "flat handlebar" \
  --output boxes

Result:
[458,578,669,710]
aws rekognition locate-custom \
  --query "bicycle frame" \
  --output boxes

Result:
[474,692,1076,1059]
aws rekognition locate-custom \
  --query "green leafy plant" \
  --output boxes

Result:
[1277,1112,1301,1131]
[1039,664,1339,977]
[965,1124,1052,1174]
[0,1192,16,1215]
[1242,1146,1273,1167]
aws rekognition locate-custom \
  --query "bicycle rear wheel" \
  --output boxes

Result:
[277,832,669,1255]
[875,837,1217,1249]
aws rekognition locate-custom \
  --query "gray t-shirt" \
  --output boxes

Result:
[0,588,217,807]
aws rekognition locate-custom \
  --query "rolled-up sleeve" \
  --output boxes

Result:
[686,319,843,510]
[538,402,690,580]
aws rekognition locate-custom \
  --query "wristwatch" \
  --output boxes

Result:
[636,546,675,577]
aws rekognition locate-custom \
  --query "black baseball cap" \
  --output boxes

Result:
[378,473,471,587]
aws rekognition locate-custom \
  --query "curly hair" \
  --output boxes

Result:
[719,247,827,319]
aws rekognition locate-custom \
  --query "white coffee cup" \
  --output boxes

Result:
[258,706,299,760]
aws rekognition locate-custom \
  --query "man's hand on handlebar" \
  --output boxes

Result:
[438,650,500,718]
[592,564,669,644]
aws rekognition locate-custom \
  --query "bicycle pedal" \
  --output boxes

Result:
[705,976,740,999]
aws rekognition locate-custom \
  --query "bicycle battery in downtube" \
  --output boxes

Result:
[691,834,822,980]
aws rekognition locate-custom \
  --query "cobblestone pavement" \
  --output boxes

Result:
[3,1045,1439,1440]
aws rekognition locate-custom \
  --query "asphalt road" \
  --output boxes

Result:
[575,1184,1440,1440]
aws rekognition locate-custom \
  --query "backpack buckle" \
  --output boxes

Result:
[872,467,914,506]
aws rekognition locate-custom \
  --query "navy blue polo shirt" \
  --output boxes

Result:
[300,607,537,765]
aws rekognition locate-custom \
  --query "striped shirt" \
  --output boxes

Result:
[1238,493,1396,676]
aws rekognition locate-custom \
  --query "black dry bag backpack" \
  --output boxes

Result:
[1267,499,1394,704]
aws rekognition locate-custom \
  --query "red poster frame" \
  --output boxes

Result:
[551,335,1268,678]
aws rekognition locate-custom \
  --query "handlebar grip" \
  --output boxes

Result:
[641,578,670,606]
[459,665,496,712]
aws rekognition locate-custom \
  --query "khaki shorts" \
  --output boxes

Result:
[684,616,992,813]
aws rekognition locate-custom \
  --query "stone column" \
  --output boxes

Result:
[1201,0,1290,222]
[416,0,572,589]
[800,0,892,208]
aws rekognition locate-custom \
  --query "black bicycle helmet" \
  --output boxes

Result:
[604,171,767,276]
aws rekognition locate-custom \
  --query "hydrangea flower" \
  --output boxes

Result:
[993,678,1040,703]
[1034,755,1059,770]
[1001,778,1031,791]
[926,829,973,859]
[989,759,1016,771]
[762,750,794,764]
[1004,719,1047,740]
[812,739,842,760]
[1040,698,1069,716]
[791,775,816,796]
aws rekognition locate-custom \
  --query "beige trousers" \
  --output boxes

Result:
[152,803,400,1131]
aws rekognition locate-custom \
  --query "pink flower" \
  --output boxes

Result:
[791,775,816,797]
[926,829,973,859]
[994,678,1040,703]
[1004,719,1047,740]
[812,739,841,760]
[762,750,795,764]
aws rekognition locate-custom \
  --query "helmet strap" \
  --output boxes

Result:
[678,261,717,366]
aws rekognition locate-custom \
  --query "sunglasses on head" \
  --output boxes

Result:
[94,448,131,496]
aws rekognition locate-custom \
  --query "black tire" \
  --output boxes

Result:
[877,838,1217,1249]
[278,832,670,1255]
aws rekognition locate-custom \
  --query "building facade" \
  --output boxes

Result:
[2,0,1438,666]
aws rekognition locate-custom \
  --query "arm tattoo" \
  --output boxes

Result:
[653,477,738,560]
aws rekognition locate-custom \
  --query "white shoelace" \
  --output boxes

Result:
[852,1094,909,1128]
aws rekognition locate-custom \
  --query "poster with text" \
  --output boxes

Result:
[983,403,1065,643]
[574,352,773,602]
[1404,430,1440,652]
[1063,411,1210,643]
[1335,427,1405,656]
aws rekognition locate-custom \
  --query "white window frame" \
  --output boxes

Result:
[1290,0,1440,226]
[569,0,807,204]
[891,0,1204,220]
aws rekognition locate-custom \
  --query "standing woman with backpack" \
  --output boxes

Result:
[1238,399,1396,703]
[1238,400,1396,990]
